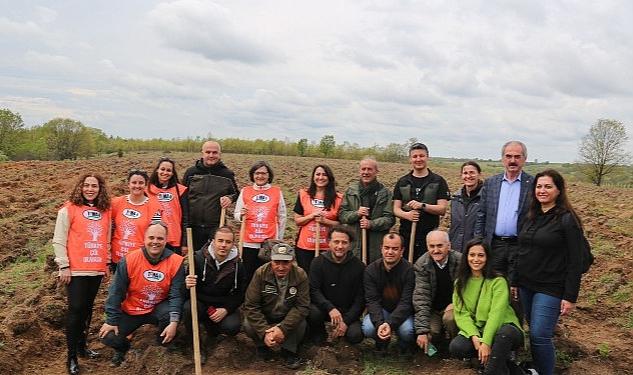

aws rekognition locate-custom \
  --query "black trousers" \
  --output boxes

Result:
[242,246,263,286]
[401,227,431,264]
[491,238,524,323]
[295,247,315,274]
[307,304,363,344]
[66,275,103,357]
[449,324,523,375]
[190,225,217,253]
[182,299,241,339]
[101,300,172,353]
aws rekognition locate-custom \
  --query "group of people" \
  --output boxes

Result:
[53,140,586,375]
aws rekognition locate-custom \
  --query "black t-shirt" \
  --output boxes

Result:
[393,169,450,237]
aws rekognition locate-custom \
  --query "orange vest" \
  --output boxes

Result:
[111,196,160,264]
[147,184,187,247]
[121,249,183,315]
[65,202,111,273]
[296,189,342,250]
[242,185,282,243]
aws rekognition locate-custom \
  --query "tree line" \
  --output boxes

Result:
[1,108,630,186]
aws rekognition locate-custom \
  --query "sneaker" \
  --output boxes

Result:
[282,349,302,370]
[67,356,80,375]
[110,351,126,367]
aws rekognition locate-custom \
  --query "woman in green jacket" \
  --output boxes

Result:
[450,238,523,374]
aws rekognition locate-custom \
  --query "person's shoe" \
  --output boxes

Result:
[77,348,99,359]
[255,346,273,361]
[397,344,414,359]
[67,356,80,375]
[373,341,388,357]
[282,349,302,370]
[110,351,126,367]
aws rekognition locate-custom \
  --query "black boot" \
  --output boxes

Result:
[110,351,126,367]
[77,347,99,359]
[67,356,80,375]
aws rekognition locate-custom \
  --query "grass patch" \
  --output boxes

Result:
[556,349,574,368]
[590,238,617,256]
[597,343,610,358]
[0,243,50,295]
[361,354,409,375]
[610,284,631,303]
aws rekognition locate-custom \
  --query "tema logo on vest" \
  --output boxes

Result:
[157,192,173,202]
[310,198,325,208]
[251,194,270,203]
[83,210,102,221]
[143,270,166,282]
[123,208,141,219]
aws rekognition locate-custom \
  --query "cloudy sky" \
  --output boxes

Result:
[1,0,632,162]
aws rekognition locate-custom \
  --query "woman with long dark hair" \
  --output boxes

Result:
[53,173,112,375]
[147,157,187,254]
[449,161,483,253]
[514,169,584,375]
[450,238,524,374]
[293,164,342,272]
[234,161,287,284]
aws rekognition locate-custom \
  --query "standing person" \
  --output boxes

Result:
[293,164,343,272]
[339,158,395,263]
[362,233,416,355]
[235,161,287,284]
[242,243,310,370]
[413,230,461,354]
[183,141,239,252]
[449,161,483,254]
[308,225,365,345]
[474,141,533,275]
[183,226,245,363]
[99,222,185,367]
[513,170,584,375]
[450,239,524,375]
[393,143,450,263]
[53,173,112,375]
[147,156,187,254]
[111,169,160,271]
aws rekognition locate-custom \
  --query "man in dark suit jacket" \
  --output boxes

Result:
[474,141,532,276]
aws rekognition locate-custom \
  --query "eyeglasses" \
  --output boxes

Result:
[409,142,428,152]
[159,156,174,163]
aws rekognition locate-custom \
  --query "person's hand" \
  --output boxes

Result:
[333,321,348,338]
[408,210,420,222]
[416,334,430,353]
[560,300,575,316]
[478,342,491,365]
[264,326,285,347]
[209,307,228,323]
[220,196,232,209]
[329,308,343,327]
[185,274,197,289]
[357,206,370,217]
[510,287,519,301]
[312,209,324,223]
[407,201,424,210]
[99,323,119,338]
[471,335,481,350]
[360,216,371,229]
[58,268,71,285]
[377,322,391,340]
[160,322,178,344]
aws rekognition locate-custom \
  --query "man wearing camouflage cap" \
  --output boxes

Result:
[242,243,310,369]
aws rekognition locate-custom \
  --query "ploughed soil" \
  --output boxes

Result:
[0,152,631,374]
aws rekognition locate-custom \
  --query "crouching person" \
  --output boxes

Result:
[308,225,365,345]
[183,226,245,363]
[362,233,416,355]
[99,221,185,366]
[242,243,309,369]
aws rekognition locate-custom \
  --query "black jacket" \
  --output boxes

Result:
[309,251,365,325]
[182,159,239,229]
[364,258,415,329]
[187,243,246,314]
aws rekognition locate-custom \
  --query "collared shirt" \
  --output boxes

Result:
[494,172,523,237]
[434,257,449,270]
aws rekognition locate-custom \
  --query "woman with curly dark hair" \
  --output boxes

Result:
[53,173,112,375]
[147,156,187,254]
[293,164,342,272]
[450,238,524,374]
[513,169,584,375]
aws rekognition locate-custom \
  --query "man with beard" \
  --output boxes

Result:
[339,158,395,264]
[242,243,309,369]
[308,225,365,345]
[99,221,185,367]
[182,141,239,252]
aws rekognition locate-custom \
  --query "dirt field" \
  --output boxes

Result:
[0,152,631,374]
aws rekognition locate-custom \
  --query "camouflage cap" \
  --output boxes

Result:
[270,243,295,261]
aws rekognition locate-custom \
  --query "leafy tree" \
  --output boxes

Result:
[42,118,94,160]
[297,138,308,157]
[579,119,631,186]
[0,108,25,158]
[319,135,335,157]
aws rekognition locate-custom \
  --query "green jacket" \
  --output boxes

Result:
[242,263,310,338]
[453,276,522,346]
[338,181,395,263]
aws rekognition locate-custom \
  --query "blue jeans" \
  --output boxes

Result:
[362,310,415,348]
[520,287,560,375]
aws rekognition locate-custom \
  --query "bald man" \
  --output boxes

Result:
[182,141,239,252]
